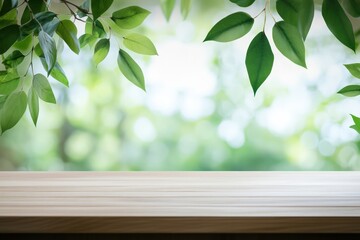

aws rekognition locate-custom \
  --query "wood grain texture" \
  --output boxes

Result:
[0,172,360,233]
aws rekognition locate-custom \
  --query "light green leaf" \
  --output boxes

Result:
[276,0,314,40]
[161,0,175,21]
[0,91,27,134]
[245,32,274,95]
[91,0,113,20]
[33,73,56,104]
[93,39,110,65]
[204,12,254,42]
[0,24,20,54]
[338,85,360,97]
[0,8,17,29]
[56,20,80,54]
[112,6,150,29]
[40,58,69,87]
[322,0,355,52]
[229,0,255,7]
[117,49,145,91]
[180,0,191,19]
[0,78,19,95]
[13,34,33,54]
[350,114,360,134]
[38,30,57,74]
[272,21,306,68]
[123,33,158,55]
[344,63,360,79]
[342,0,360,18]
[79,33,97,48]
[28,87,39,126]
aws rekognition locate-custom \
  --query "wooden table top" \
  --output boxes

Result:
[0,172,360,233]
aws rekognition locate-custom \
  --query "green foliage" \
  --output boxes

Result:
[204,12,254,42]
[0,91,27,134]
[117,49,145,91]
[56,20,80,54]
[93,39,110,65]
[123,33,158,55]
[91,0,113,20]
[229,0,255,7]
[345,64,360,79]
[276,0,314,40]
[322,0,355,52]
[111,6,150,29]
[272,21,306,68]
[180,0,191,19]
[28,87,39,126]
[245,32,274,95]
[33,73,56,104]
[338,85,360,97]
[350,115,360,134]
[161,0,176,21]
[0,24,19,54]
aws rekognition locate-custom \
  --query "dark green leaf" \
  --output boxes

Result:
[322,0,355,51]
[38,30,57,74]
[0,24,20,54]
[344,63,360,79]
[117,49,145,91]
[21,12,59,36]
[28,87,39,126]
[33,73,56,104]
[272,21,306,68]
[160,0,175,21]
[204,12,254,42]
[21,0,46,24]
[180,0,191,19]
[3,50,25,68]
[112,6,150,29]
[0,91,27,134]
[350,114,360,134]
[0,0,17,17]
[230,0,255,7]
[123,33,158,55]
[0,78,19,95]
[276,0,314,40]
[56,20,80,54]
[40,58,69,87]
[0,8,17,29]
[245,32,274,95]
[93,39,110,65]
[92,0,113,20]
[342,0,360,18]
[338,85,360,97]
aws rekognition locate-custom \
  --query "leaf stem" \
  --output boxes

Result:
[24,0,44,31]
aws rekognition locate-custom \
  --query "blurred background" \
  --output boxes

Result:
[0,0,360,171]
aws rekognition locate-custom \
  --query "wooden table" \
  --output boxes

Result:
[0,172,359,233]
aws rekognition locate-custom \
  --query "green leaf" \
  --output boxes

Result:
[0,78,19,95]
[112,6,150,29]
[3,50,25,69]
[56,20,80,54]
[180,0,191,19]
[0,24,20,54]
[33,74,56,104]
[0,0,17,17]
[79,33,97,48]
[161,0,175,21]
[0,91,27,134]
[245,32,274,95]
[21,12,59,37]
[21,0,46,24]
[204,12,254,42]
[38,30,57,74]
[338,85,360,97]
[117,49,145,91]
[13,34,33,54]
[229,0,255,7]
[40,58,69,87]
[322,0,355,52]
[28,87,39,126]
[276,0,314,40]
[91,0,113,20]
[93,38,110,65]
[350,114,360,134]
[0,8,17,29]
[344,63,360,79]
[342,0,360,18]
[272,21,306,68]
[123,33,158,55]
